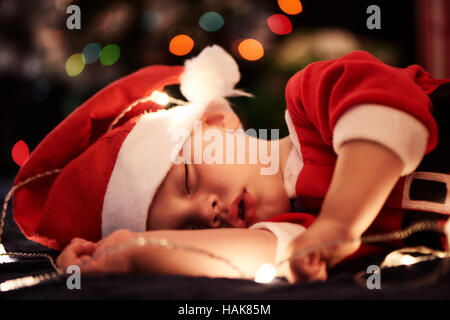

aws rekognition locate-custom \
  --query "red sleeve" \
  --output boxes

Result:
[285,50,442,154]
[267,212,316,228]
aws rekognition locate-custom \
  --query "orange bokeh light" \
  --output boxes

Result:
[277,0,303,15]
[237,39,264,61]
[169,34,194,56]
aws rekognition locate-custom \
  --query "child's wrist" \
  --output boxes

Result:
[313,215,363,241]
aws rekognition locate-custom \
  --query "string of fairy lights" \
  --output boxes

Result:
[3,0,450,295]
[1,89,450,292]
[1,217,449,292]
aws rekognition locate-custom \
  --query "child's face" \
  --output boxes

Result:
[146,110,291,230]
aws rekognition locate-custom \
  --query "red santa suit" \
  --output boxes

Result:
[251,51,450,264]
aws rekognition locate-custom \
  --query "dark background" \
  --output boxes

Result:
[0,0,421,183]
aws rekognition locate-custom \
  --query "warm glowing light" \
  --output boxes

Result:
[445,219,450,251]
[150,91,170,105]
[11,140,29,167]
[65,53,85,77]
[237,39,264,61]
[278,0,303,15]
[400,255,417,266]
[100,44,121,66]
[254,263,277,284]
[267,14,292,35]
[0,244,15,264]
[169,34,194,56]
[199,11,224,32]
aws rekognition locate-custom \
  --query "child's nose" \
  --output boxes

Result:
[198,194,224,228]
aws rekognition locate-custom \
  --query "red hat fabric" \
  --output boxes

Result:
[13,45,249,250]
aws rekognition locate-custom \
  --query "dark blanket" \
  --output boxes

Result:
[1,187,450,302]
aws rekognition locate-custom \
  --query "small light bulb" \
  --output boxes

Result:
[444,219,450,252]
[400,255,417,266]
[149,90,170,106]
[254,263,277,284]
[0,244,15,264]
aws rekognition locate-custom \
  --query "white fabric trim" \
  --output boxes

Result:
[284,110,303,198]
[333,104,429,176]
[402,171,450,214]
[250,221,306,265]
[101,101,207,237]
[102,45,248,238]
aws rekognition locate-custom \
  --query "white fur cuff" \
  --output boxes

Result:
[250,222,306,264]
[333,104,429,176]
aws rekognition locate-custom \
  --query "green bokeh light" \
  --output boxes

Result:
[100,44,121,66]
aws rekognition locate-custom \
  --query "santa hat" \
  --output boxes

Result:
[13,45,251,250]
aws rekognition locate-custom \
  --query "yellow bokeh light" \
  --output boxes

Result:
[169,34,194,56]
[237,39,264,61]
[65,53,85,77]
[278,0,303,15]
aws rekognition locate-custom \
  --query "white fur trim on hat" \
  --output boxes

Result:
[101,102,206,237]
[101,45,251,237]
[180,45,252,103]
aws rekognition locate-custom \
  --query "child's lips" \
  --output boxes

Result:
[243,191,256,226]
[227,190,256,227]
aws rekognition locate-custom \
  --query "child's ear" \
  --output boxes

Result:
[201,110,241,129]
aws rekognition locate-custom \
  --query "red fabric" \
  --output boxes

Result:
[285,51,450,221]
[267,212,316,228]
[417,0,450,79]
[13,65,184,250]
[280,51,450,262]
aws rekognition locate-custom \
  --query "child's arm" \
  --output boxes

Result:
[57,228,278,279]
[282,51,440,282]
[286,139,404,282]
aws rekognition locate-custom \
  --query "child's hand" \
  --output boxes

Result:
[284,219,361,283]
[56,237,96,272]
[56,230,137,275]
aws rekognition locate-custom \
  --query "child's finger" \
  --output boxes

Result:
[290,251,328,282]
[56,251,80,270]
[71,241,96,256]
[56,240,96,270]
[79,256,109,274]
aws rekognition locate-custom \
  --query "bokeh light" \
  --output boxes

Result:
[65,53,85,77]
[267,14,292,35]
[31,78,51,104]
[278,0,303,15]
[237,39,264,61]
[198,11,224,32]
[100,44,121,66]
[141,11,162,31]
[82,43,101,64]
[11,140,29,167]
[169,34,194,56]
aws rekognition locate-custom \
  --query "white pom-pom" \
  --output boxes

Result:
[180,45,252,103]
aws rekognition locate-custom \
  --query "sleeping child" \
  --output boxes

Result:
[12,45,450,282]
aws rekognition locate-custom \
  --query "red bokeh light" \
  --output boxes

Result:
[267,14,292,35]
[12,140,30,167]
